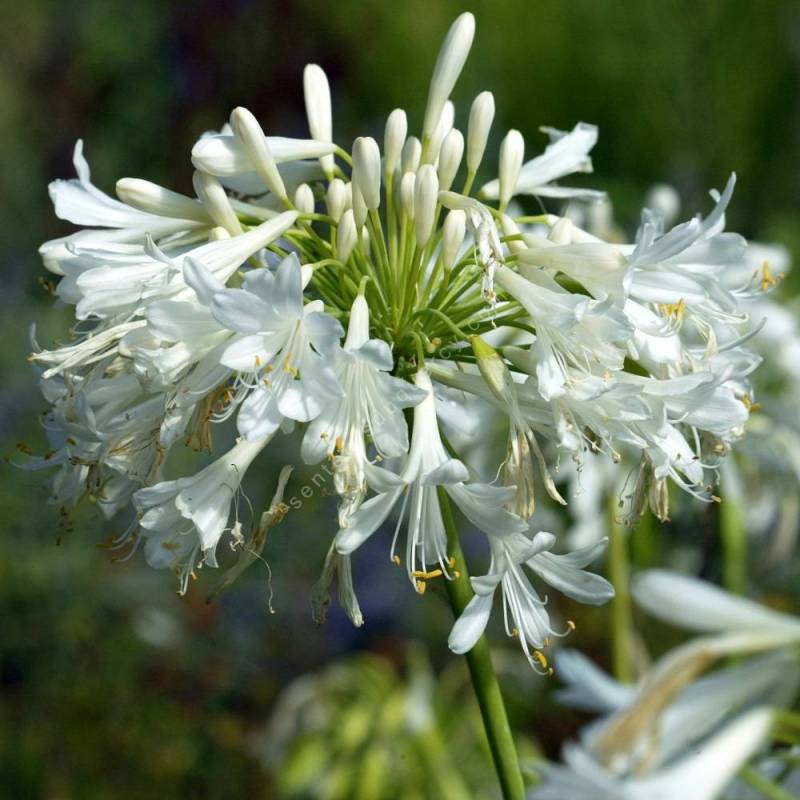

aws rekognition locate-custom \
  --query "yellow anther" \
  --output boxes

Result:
[759,261,782,292]
[566,620,576,631]
[254,355,262,368]
[283,358,299,377]
[453,570,461,578]
[447,556,457,569]
[543,637,551,648]
[416,580,427,595]
[533,650,549,670]
[190,570,198,581]
[659,298,686,321]
[161,541,179,551]
[412,568,443,580]
[743,393,761,413]
[510,627,519,638]
[392,555,401,566]
[334,436,345,455]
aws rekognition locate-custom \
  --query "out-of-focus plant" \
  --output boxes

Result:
[255,646,538,799]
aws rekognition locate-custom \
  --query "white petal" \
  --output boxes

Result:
[448,592,494,654]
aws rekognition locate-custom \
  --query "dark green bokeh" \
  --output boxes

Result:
[1,1,798,797]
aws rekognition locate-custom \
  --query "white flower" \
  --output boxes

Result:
[40,141,209,275]
[134,435,270,592]
[448,532,612,670]
[208,253,344,440]
[301,294,426,526]
[531,708,774,800]
[335,370,528,590]
[56,212,297,320]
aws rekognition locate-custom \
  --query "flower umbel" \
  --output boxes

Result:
[26,12,763,677]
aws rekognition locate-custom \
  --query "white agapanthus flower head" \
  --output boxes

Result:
[23,12,769,675]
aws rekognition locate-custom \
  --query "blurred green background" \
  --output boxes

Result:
[2,1,799,797]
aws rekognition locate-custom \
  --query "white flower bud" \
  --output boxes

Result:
[422,12,475,141]
[303,64,334,178]
[423,100,455,165]
[337,209,358,262]
[294,183,315,215]
[326,178,347,222]
[229,107,287,201]
[383,108,408,178]
[116,178,208,222]
[352,183,368,228]
[401,137,422,174]
[498,129,525,209]
[441,209,466,269]
[192,170,242,235]
[437,128,464,192]
[414,164,439,247]
[351,136,381,210]
[500,214,526,255]
[466,91,495,174]
[399,172,416,220]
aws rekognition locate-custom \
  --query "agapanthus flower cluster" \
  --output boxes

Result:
[26,13,765,669]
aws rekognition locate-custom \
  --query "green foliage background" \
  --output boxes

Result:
[1,1,798,797]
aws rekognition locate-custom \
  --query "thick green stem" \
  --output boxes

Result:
[609,496,635,683]
[437,488,525,800]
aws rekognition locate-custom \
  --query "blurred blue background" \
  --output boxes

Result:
[2,1,799,797]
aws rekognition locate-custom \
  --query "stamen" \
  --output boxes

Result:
[412,568,443,579]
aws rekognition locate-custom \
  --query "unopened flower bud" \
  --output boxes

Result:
[414,164,439,247]
[383,108,408,178]
[399,172,416,220]
[441,209,466,269]
[352,184,368,228]
[501,214,526,255]
[229,107,287,201]
[294,183,315,215]
[116,178,208,222]
[498,129,524,209]
[423,100,454,165]
[437,129,464,192]
[352,136,381,210]
[303,64,334,178]
[192,170,242,235]
[326,178,347,222]
[466,91,495,174]
[401,137,422,175]
[471,335,513,404]
[336,209,358,262]
[422,12,475,141]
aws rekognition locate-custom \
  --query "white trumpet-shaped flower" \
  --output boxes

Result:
[204,253,344,440]
[302,294,426,526]
[335,370,528,590]
[134,435,270,592]
[448,531,612,670]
